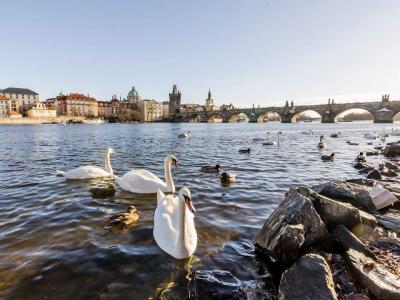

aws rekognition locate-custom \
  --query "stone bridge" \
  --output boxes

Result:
[179,97,400,123]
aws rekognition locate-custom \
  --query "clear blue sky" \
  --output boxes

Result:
[1,0,400,106]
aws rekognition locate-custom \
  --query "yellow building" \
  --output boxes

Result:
[139,99,167,122]
[0,94,11,117]
[26,102,57,118]
[57,93,99,117]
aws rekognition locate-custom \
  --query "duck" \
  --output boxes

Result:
[221,172,236,184]
[330,132,341,138]
[301,130,313,135]
[56,148,116,179]
[178,131,192,138]
[201,164,221,173]
[115,155,177,194]
[355,152,366,163]
[90,185,116,198]
[154,188,197,259]
[104,206,139,231]
[317,135,326,148]
[239,148,251,153]
[263,132,282,146]
[321,153,335,161]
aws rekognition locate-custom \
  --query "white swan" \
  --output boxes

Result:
[365,132,377,139]
[318,135,326,149]
[154,187,197,259]
[56,148,115,179]
[115,155,177,194]
[263,132,282,146]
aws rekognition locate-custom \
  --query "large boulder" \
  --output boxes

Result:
[278,254,337,300]
[367,169,382,180]
[377,209,400,233]
[316,180,377,214]
[333,225,400,300]
[254,189,328,265]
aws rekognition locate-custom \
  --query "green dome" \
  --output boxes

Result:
[127,86,140,101]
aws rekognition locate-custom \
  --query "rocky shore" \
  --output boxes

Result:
[193,143,400,300]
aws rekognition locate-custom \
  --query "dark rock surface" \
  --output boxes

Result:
[367,169,382,180]
[278,254,337,300]
[317,180,377,214]
[377,209,400,233]
[254,189,328,265]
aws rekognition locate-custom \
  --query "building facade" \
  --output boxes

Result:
[139,99,168,122]
[0,87,39,113]
[57,93,99,117]
[205,89,215,112]
[169,84,181,117]
[25,102,57,118]
[98,100,113,119]
[0,94,11,117]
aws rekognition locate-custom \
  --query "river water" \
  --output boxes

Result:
[0,122,398,299]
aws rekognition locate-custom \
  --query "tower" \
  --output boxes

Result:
[169,84,181,116]
[205,89,214,112]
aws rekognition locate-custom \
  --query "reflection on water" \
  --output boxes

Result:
[0,122,396,299]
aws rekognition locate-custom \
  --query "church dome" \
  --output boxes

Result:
[127,86,141,102]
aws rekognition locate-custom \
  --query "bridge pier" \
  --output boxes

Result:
[374,109,394,123]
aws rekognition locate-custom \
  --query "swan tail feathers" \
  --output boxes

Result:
[56,170,65,176]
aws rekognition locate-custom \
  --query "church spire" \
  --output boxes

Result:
[208,88,211,99]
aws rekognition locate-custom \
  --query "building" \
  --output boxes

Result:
[205,89,215,112]
[127,86,141,103]
[220,103,235,111]
[162,101,169,118]
[0,87,39,113]
[57,93,98,117]
[98,100,113,119]
[0,94,11,117]
[25,102,57,118]
[180,103,205,113]
[169,84,181,117]
[139,99,168,122]
[9,110,22,119]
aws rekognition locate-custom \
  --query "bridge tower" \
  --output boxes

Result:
[169,84,181,118]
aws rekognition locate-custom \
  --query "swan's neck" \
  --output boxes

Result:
[104,151,113,177]
[179,199,189,257]
[165,159,175,193]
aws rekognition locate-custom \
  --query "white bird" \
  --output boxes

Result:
[365,132,377,139]
[263,132,282,146]
[178,131,192,138]
[56,148,115,179]
[115,155,177,194]
[154,187,197,259]
[317,135,326,149]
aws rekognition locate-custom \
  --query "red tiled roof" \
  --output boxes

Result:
[0,95,9,100]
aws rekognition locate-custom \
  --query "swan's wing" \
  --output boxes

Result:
[117,169,167,193]
[65,166,109,179]
[157,189,166,205]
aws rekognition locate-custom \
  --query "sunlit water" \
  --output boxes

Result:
[0,122,397,299]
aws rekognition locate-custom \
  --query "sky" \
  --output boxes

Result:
[1,0,400,107]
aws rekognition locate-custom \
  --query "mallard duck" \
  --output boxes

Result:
[90,185,116,198]
[201,164,221,173]
[238,148,251,154]
[105,206,139,231]
[221,172,236,184]
[355,152,366,163]
[321,153,335,161]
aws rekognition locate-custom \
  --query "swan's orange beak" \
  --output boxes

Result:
[184,196,195,214]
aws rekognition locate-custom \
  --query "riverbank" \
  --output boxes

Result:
[0,117,103,125]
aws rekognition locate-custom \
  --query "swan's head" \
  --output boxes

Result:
[166,155,178,168]
[107,148,116,155]
[179,187,195,214]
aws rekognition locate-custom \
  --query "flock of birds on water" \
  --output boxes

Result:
[55,127,399,260]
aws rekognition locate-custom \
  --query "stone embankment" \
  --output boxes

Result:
[0,116,86,124]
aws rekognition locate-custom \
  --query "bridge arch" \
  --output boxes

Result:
[334,108,374,123]
[291,110,322,123]
[256,111,282,123]
[228,112,250,123]
[207,113,224,123]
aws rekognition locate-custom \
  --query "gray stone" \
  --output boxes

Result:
[378,209,400,233]
[318,180,377,214]
[385,162,399,171]
[254,189,328,265]
[278,254,337,300]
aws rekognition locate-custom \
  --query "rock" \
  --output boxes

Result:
[346,178,375,187]
[351,210,378,241]
[278,254,338,300]
[333,225,377,259]
[369,187,398,210]
[90,185,116,198]
[366,151,380,156]
[254,189,329,265]
[377,209,400,233]
[317,180,377,214]
[298,187,361,230]
[380,167,398,177]
[385,162,399,171]
[345,248,400,300]
[384,144,400,157]
[367,169,382,180]
[353,162,373,170]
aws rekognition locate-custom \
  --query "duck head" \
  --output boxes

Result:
[127,205,137,213]
[179,187,195,214]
